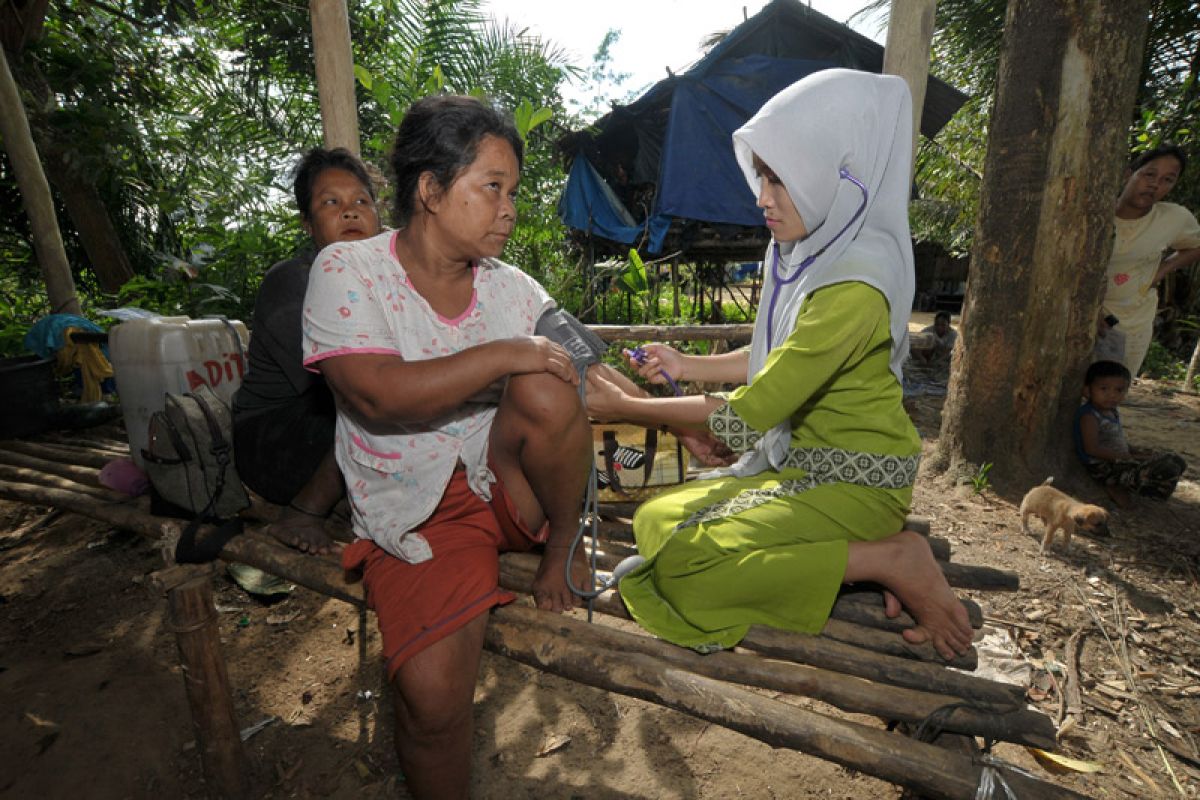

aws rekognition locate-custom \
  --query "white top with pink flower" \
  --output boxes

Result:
[302,230,554,562]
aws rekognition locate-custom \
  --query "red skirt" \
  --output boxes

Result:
[342,468,545,679]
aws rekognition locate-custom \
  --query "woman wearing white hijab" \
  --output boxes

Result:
[586,70,973,660]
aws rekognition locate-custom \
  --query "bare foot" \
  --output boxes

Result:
[852,531,973,660]
[269,506,335,555]
[532,545,592,612]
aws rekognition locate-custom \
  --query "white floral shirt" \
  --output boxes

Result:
[302,231,554,561]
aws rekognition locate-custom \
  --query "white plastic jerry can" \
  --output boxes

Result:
[109,316,249,467]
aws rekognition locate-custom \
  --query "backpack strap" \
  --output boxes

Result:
[643,427,658,484]
[174,516,244,564]
[188,389,232,520]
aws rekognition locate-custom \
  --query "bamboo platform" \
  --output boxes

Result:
[0,425,1082,800]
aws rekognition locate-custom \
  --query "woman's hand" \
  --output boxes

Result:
[506,336,579,385]
[626,343,685,386]
[584,369,630,421]
[675,428,735,467]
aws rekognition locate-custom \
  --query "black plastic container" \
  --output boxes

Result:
[0,355,60,438]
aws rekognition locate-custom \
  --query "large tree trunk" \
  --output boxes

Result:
[40,143,136,293]
[934,0,1150,491]
[0,47,81,315]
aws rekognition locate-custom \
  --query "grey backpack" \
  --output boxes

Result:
[142,383,250,520]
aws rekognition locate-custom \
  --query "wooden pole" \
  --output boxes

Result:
[882,0,938,172]
[0,48,81,315]
[159,565,249,799]
[309,0,361,155]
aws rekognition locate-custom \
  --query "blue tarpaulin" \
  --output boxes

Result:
[655,55,832,229]
[557,0,968,255]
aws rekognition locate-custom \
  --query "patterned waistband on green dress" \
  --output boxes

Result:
[674,445,920,532]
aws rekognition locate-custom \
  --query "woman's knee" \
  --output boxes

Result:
[393,682,473,740]
[503,372,584,430]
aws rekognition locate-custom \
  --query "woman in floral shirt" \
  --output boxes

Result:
[302,95,590,799]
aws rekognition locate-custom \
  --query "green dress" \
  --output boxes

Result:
[619,281,922,651]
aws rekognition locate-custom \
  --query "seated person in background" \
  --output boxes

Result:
[304,95,592,799]
[915,310,957,365]
[232,147,382,554]
[1074,359,1186,508]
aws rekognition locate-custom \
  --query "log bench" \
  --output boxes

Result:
[0,425,1084,799]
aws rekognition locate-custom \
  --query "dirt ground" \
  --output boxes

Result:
[2,376,1199,799]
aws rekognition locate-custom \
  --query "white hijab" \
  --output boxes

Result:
[718,69,915,477]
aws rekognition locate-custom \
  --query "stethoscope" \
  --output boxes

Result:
[763,168,870,349]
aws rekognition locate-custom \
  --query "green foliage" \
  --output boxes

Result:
[1,0,585,333]
[1140,340,1189,382]
[970,461,994,495]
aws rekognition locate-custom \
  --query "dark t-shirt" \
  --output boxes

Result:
[232,251,337,502]
[234,251,324,416]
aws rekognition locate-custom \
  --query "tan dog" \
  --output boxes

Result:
[1019,478,1110,553]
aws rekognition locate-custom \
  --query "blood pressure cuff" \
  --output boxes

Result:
[535,308,608,370]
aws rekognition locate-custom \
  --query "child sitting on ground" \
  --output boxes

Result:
[1074,360,1187,507]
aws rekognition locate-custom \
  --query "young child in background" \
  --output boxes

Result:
[917,310,957,366]
[1074,360,1186,507]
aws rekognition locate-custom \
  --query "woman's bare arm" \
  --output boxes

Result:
[318,337,576,424]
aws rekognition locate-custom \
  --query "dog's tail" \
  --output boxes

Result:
[1042,476,1054,486]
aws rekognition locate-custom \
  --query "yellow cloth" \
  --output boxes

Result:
[620,282,920,650]
[55,326,114,402]
[1104,202,1200,374]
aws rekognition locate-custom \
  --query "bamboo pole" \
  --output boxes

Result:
[159,565,249,799]
[588,324,753,343]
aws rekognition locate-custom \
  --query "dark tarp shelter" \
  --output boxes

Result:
[557,0,968,259]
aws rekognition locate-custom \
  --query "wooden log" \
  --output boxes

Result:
[588,324,753,344]
[821,618,977,670]
[0,463,116,500]
[492,579,1052,747]
[487,605,1084,800]
[0,481,1059,770]
[834,588,984,631]
[37,431,129,454]
[500,553,979,671]
[163,567,249,799]
[532,602,1051,747]
[592,508,949,558]
[1,439,112,469]
[0,448,106,488]
[738,625,1024,706]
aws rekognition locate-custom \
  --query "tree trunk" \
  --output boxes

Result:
[310,0,360,154]
[934,0,1151,491]
[40,149,135,292]
[0,48,81,315]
